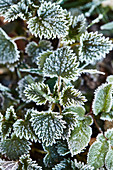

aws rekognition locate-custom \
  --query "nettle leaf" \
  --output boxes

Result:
[0,0,18,14]
[52,159,74,170]
[25,40,53,59]
[67,116,93,156]
[79,31,113,64]
[92,83,112,116]
[30,109,66,146]
[105,149,113,170]
[106,75,113,84]
[60,86,87,107]
[43,47,79,80]
[0,106,17,139]
[74,159,94,170]
[18,74,42,103]
[56,140,69,156]
[100,111,113,121]
[27,1,71,39]
[0,83,10,92]
[87,134,109,169]
[24,82,51,105]
[0,159,18,170]
[105,128,113,146]
[19,154,42,170]
[0,133,31,160]
[0,28,20,64]
[43,144,63,168]
[13,109,38,142]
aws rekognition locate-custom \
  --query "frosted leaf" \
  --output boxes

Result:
[100,111,113,121]
[62,14,86,44]
[92,83,112,115]
[105,149,113,170]
[24,82,51,105]
[19,154,42,170]
[13,109,38,142]
[17,74,42,103]
[56,140,69,156]
[106,75,113,84]
[43,46,79,80]
[79,31,113,64]
[52,159,74,170]
[67,116,92,156]
[0,0,18,14]
[0,133,31,160]
[27,1,71,39]
[0,83,10,92]
[0,28,20,64]
[30,109,66,146]
[60,86,87,107]
[2,0,33,22]
[105,128,113,146]
[0,106,17,139]
[0,159,18,170]
[87,135,109,169]
[25,40,53,58]
[74,159,94,170]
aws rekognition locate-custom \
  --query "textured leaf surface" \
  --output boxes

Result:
[61,86,87,107]
[105,149,113,170]
[87,134,109,169]
[13,109,38,142]
[30,110,66,146]
[19,154,42,170]
[24,82,51,105]
[43,47,79,80]
[105,128,113,146]
[92,83,112,115]
[100,111,113,121]
[18,74,42,103]
[27,1,70,39]
[0,133,31,160]
[79,31,113,64]
[52,159,74,170]
[0,0,18,14]
[0,28,20,64]
[0,159,18,170]
[68,116,92,156]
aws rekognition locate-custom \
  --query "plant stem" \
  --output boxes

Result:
[12,36,28,41]
[57,103,62,114]
[32,148,47,154]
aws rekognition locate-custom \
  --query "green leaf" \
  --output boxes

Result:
[24,82,51,105]
[43,144,63,168]
[30,109,66,146]
[100,111,113,121]
[56,140,69,156]
[87,134,109,169]
[105,128,113,146]
[13,109,38,142]
[79,31,113,64]
[52,159,74,170]
[0,0,18,14]
[0,83,10,92]
[26,40,53,59]
[27,1,71,39]
[0,133,31,160]
[61,86,87,107]
[105,149,113,170]
[18,74,43,103]
[101,21,113,30]
[0,28,20,64]
[0,106,17,139]
[43,47,79,80]
[19,154,42,170]
[67,116,92,156]
[0,159,18,170]
[106,75,113,84]
[92,83,112,115]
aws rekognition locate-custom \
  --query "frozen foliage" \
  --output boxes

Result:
[43,47,79,80]
[19,154,42,170]
[0,0,113,169]
[79,31,113,64]
[24,82,51,105]
[92,83,112,115]
[0,159,18,170]
[13,109,38,142]
[60,86,87,107]
[30,109,66,146]
[0,28,20,64]
[0,133,31,160]
[67,116,93,156]
[27,1,71,39]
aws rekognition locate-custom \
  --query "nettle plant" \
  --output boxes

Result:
[0,0,113,169]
